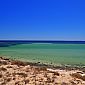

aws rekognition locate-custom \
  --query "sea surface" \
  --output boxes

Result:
[0,40,85,66]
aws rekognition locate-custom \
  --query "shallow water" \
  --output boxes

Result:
[0,43,85,65]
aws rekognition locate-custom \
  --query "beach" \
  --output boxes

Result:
[0,56,85,85]
[0,0,85,83]
[0,41,85,85]
[1,0,85,84]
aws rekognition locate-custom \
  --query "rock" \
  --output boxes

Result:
[48,70,60,76]
[82,70,85,73]
[0,82,6,85]
[53,72,60,76]
[16,72,27,77]
[0,74,2,78]
[0,67,7,71]
[0,60,7,65]
[6,77,11,82]
[71,73,82,79]
[82,75,85,81]
[22,65,30,72]
[24,79,29,84]
[6,65,13,68]
[11,60,27,66]
[46,77,52,83]
[77,71,84,74]
[70,80,77,85]
[35,67,47,71]
[61,82,69,85]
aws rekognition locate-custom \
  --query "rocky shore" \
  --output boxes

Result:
[0,57,85,85]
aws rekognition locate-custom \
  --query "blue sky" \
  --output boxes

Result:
[0,0,85,40]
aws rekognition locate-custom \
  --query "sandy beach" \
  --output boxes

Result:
[0,57,85,85]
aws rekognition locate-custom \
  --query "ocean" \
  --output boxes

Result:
[0,40,85,66]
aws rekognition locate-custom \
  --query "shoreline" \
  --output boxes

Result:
[0,56,85,85]
[1,56,85,71]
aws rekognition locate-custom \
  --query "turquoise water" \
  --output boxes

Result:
[0,43,85,65]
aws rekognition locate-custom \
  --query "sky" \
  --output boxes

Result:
[0,0,85,40]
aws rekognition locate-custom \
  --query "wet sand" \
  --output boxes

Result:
[0,56,85,85]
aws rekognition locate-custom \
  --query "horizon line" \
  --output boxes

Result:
[0,40,85,42]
